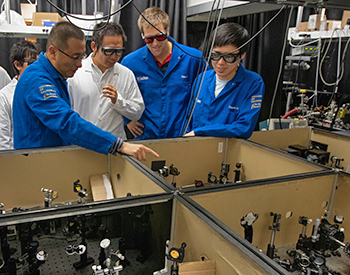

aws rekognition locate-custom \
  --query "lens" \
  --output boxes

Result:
[143,32,167,44]
[104,49,114,56]
[115,49,125,56]
[24,59,36,65]
[156,34,167,42]
[144,37,155,44]
[210,52,222,61]
[223,53,239,63]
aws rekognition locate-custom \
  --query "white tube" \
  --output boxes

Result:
[5,0,11,24]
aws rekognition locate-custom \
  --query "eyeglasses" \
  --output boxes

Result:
[51,43,87,61]
[142,32,167,44]
[101,46,126,56]
[24,59,37,65]
[210,51,240,63]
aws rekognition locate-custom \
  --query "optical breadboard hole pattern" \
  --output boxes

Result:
[4,236,163,275]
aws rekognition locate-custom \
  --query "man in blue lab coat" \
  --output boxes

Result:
[185,23,265,139]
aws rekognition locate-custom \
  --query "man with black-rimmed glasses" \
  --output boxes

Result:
[68,22,144,140]
[13,21,158,161]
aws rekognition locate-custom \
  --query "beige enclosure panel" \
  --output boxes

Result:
[249,128,311,149]
[110,155,166,198]
[138,137,322,188]
[332,173,350,243]
[190,174,335,251]
[311,130,350,170]
[173,200,270,275]
[226,139,323,181]
[139,137,226,188]
[0,148,107,209]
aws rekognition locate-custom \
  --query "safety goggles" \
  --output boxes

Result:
[142,32,167,44]
[210,51,240,63]
[24,59,37,65]
[101,46,126,56]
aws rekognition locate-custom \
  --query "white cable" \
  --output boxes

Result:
[26,0,37,6]
[319,28,349,86]
[289,39,319,48]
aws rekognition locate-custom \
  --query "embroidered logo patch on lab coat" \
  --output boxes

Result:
[251,95,262,109]
[40,84,58,100]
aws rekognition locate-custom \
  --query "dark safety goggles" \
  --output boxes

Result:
[142,32,167,44]
[101,46,126,56]
[210,51,240,63]
[24,59,37,65]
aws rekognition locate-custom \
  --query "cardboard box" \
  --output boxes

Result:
[20,3,36,26]
[179,260,216,275]
[341,10,350,28]
[308,14,321,30]
[32,12,63,27]
[297,22,309,32]
[90,173,115,201]
[328,20,342,30]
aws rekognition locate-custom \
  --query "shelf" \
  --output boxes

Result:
[288,27,350,41]
[187,1,282,22]
[0,25,52,39]
[285,56,312,61]
[0,20,94,39]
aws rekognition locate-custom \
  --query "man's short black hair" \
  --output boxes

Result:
[92,22,127,49]
[10,40,41,75]
[47,21,85,51]
[211,23,250,55]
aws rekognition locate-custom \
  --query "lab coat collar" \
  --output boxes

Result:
[210,63,247,101]
[40,52,66,81]
[232,62,246,83]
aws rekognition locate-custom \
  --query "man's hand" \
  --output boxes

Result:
[184,131,195,137]
[102,84,118,104]
[119,142,159,161]
[127,121,145,137]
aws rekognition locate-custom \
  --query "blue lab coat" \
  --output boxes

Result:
[189,64,265,139]
[13,53,117,154]
[121,38,206,139]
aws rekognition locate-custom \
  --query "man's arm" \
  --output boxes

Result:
[118,142,159,161]
[127,120,145,138]
[26,79,157,160]
[103,71,145,121]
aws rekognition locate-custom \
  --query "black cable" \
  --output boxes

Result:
[65,14,111,32]
[44,0,135,31]
[267,6,294,131]
[180,0,223,136]
[132,0,219,137]
[184,4,287,135]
